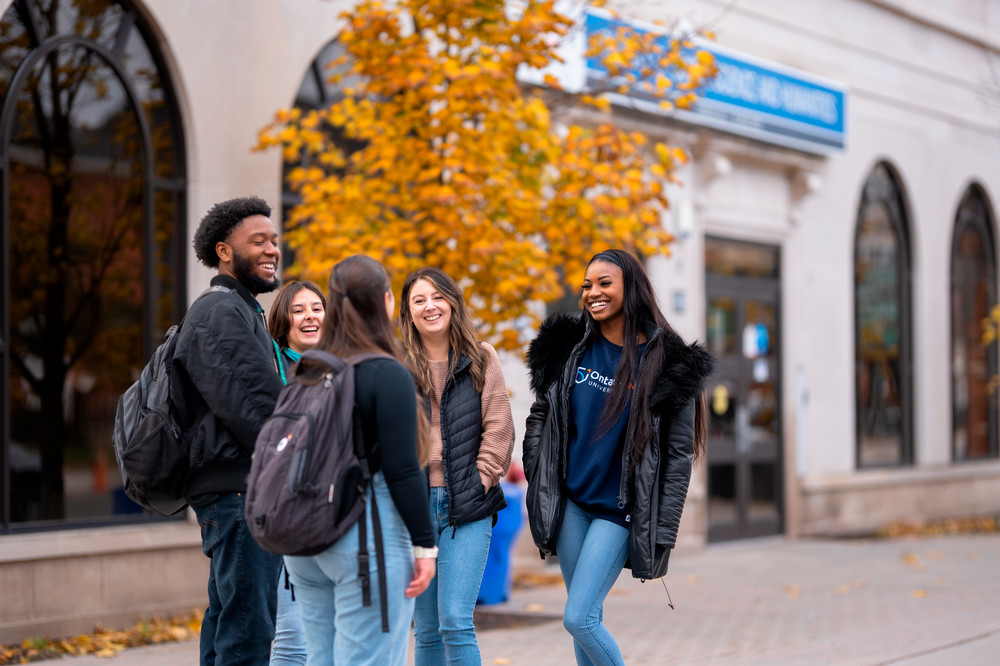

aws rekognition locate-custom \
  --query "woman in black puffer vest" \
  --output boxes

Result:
[400,267,515,666]
[522,249,713,666]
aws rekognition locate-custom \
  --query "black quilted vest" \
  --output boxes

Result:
[428,353,507,526]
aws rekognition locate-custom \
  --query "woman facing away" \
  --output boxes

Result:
[266,280,326,665]
[521,249,714,666]
[282,256,438,666]
[399,267,515,666]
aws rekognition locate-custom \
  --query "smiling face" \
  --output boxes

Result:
[582,260,625,325]
[407,278,453,343]
[285,287,325,353]
[218,214,280,295]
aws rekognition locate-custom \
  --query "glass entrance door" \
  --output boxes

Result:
[705,238,783,541]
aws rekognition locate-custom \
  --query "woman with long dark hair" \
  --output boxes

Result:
[282,255,436,666]
[522,249,713,665]
[399,267,514,665]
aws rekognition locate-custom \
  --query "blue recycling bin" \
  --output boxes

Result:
[477,481,524,605]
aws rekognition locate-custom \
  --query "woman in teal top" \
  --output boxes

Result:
[267,279,326,664]
[269,280,326,373]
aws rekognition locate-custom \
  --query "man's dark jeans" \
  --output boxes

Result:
[194,492,282,665]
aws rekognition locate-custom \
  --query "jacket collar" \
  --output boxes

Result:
[210,274,264,315]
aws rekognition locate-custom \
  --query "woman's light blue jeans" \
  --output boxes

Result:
[413,486,492,665]
[283,472,415,666]
[269,563,306,664]
[556,498,630,666]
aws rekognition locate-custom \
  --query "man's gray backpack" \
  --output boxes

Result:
[111,325,188,517]
[245,350,391,631]
[112,286,232,517]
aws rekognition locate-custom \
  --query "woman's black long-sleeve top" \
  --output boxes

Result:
[355,358,435,548]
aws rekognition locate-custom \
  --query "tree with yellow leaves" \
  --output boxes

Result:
[259,0,716,349]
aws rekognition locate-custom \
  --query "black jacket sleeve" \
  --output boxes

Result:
[176,295,280,451]
[656,399,696,546]
[522,395,548,485]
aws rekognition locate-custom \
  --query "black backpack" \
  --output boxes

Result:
[111,285,230,517]
[112,324,188,517]
[245,350,391,631]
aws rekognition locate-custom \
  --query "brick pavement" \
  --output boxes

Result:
[32,533,1000,665]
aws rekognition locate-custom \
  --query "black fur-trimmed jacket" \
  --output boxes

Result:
[522,313,714,579]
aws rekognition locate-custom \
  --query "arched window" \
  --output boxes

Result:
[280,40,358,275]
[951,186,998,461]
[1,0,186,526]
[854,163,913,467]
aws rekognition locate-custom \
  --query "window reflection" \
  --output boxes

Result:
[708,464,737,525]
[706,237,779,278]
[854,164,911,467]
[749,463,777,520]
[709,381,736,438]
[951,188,998,461]
[707,297,735,355]
[2,0,184,524]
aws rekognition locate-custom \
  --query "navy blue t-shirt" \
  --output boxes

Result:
[566,335,646,527]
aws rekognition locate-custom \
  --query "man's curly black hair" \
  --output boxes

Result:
[193,196,273,268]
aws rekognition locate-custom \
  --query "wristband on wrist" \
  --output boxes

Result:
[412,545,439,559]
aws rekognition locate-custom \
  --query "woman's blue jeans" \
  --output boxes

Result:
[283,472,415,666]
[269,563,306,664]
[413,486,492,665]
[556,498,630,666]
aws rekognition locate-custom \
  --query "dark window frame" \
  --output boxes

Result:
[853,162,914,469]
[949,185,999,462]
[0,0,187,531]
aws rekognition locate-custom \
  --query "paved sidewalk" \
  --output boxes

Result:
[32,533,1000,664]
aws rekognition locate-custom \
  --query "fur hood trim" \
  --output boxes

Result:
[525,312,714,411]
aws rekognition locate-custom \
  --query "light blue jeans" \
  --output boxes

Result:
[413,486,492,665]
[556,498,630,666]
[269,563,306,664]
[283,472,414,666]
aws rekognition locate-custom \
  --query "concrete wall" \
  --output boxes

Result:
[0,521,207,644]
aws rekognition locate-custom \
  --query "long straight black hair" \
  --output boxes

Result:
[585,249,707,462]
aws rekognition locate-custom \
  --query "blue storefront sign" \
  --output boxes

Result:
[583,10,847,154]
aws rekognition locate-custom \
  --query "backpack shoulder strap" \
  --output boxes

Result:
[297,349,346,374]
[169,284,233,336]
[346,352,393,366]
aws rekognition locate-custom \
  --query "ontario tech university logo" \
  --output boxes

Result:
[577,366,614,393]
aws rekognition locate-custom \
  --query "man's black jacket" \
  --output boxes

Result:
[171,275,281,505]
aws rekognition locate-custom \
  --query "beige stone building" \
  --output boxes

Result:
[1,0,999,642]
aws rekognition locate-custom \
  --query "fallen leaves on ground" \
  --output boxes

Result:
[876,515,999,538]
[0,609,202,664]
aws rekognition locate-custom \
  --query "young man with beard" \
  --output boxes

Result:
[171,196,284,665]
